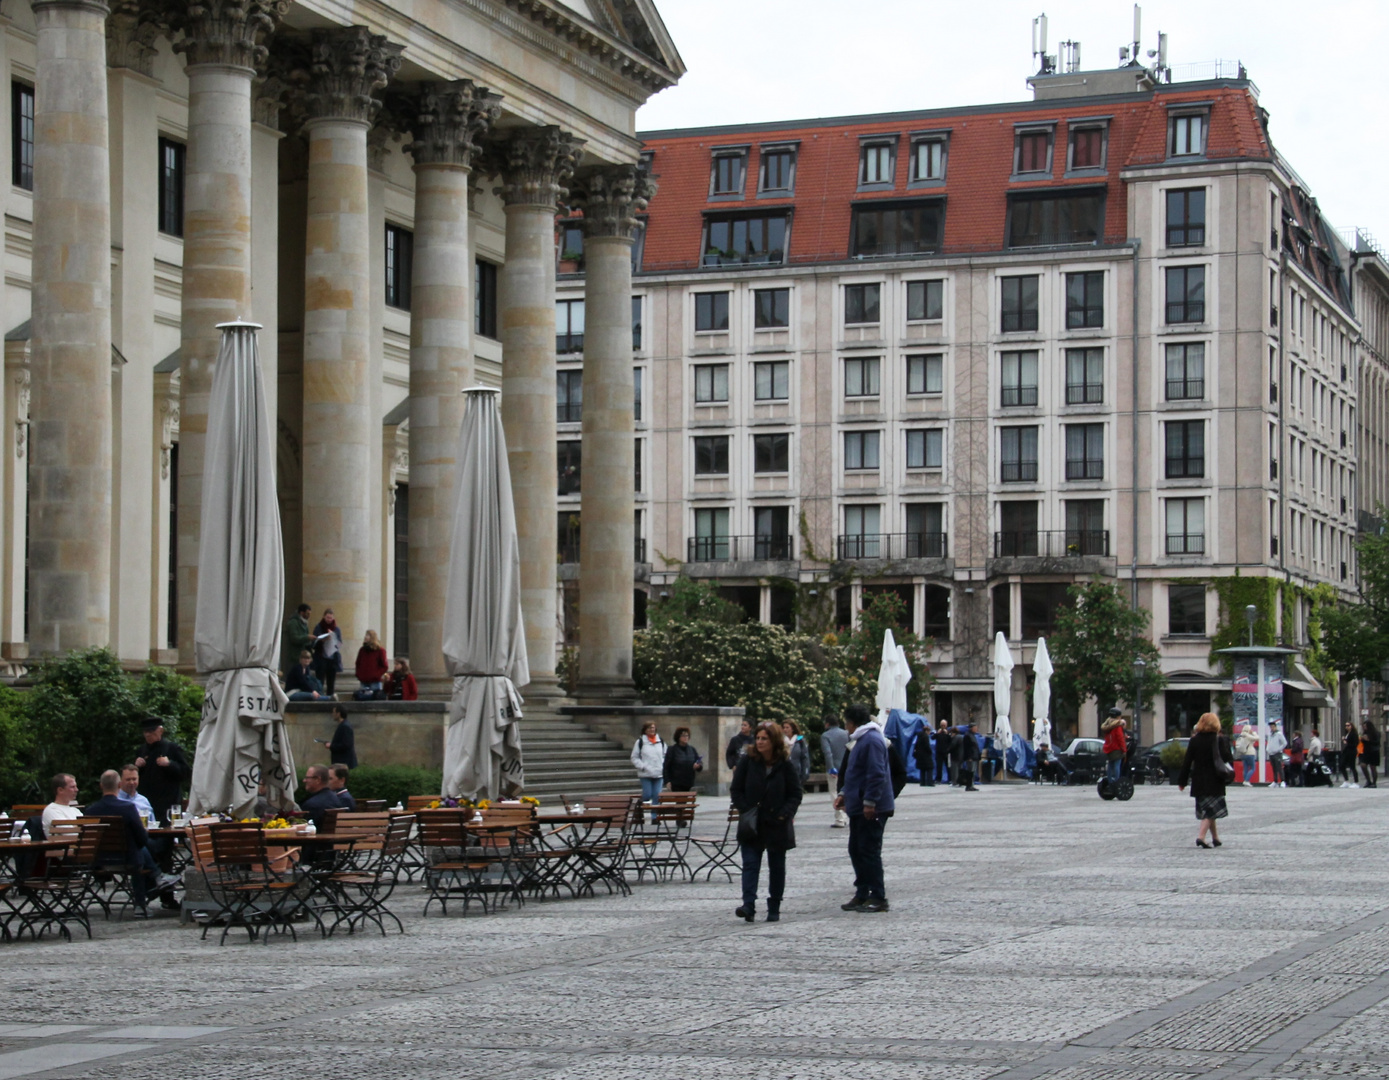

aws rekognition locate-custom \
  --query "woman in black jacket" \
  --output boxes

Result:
[1341,722,1361,787]
[730,722,802,923]
[1177,712,1235,848]
[662,727,704,792]
[1360,720,1381,788]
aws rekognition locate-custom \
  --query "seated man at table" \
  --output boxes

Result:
[328,763,356,811]
[85,769,180,916]
[119,764,173,873]
[300,764,340,830]
[41,773,84,836]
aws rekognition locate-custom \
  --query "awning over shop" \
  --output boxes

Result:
[1284,661,1337,709]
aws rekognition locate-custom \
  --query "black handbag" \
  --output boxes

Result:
[736,807,759,844]
[1213,735,1234,780]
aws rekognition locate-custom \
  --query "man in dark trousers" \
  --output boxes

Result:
[912,722,935,786]
[132,716,189,826]
[86,769,179,916]
[327,704,357,769]
[957,722,981,792]
[935,720,955,785]
[834,703,894,913]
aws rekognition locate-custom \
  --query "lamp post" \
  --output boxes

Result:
[1132,656,1147,747]
[1245,604,1257,647]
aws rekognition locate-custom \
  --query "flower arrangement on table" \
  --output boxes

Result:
[426,797,480,810]
[264,817,292,830]
[519,796,540,807]
[237,817,261,824]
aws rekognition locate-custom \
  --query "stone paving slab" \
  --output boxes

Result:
[1,782,1387,1078]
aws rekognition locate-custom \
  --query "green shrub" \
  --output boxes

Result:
[293,764,441,808]
[1160,741,1187,773]
[0,685,33,806]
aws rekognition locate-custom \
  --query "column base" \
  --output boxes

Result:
[574,676,638,705]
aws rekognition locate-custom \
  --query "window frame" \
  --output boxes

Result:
[844,356,882,398]
[556,369,583,424]
[1165,419,1206,479]
[157,136,186,238]
[693,363,730,405]
[906,279,944,322]
[693,434,731,476]
[1165,265,1207,324]
[1165,497,1206,555]
[1167,583,1208,635]
[555,297,585,354]
[1165,342,1206,401]
[1064,422,1105,480]
[908,133,949,186]
[11,82,33,191]
[753,360,790,402]
[557,218,585,273]
[1065,347,1104,404]
[758,144,797,196]
[1006,187,1106,248]
[557,439,582,496]
[694,291,730,333]
[1066,123,1107,173]
[701,210,791,267]
[1012,126,1054,176]
[905,428,944,470]
[849,198,944,258]
[858,138,897,189]
[1168,111,1208,159]
[753,287,790,329]
[906,353,944,396]
[1065,271,1105,329]
[752,432,790,474]
[844,283,882,326]
[1165,187,1207,248]
[384,223,414,311]
[1000,425,1040,483]
[999,275,1040,333]
[1000,350,1039,408]
[709,148,748,198]
[475,258,498,339]
[631,295,643,352]
[843,429,882,471]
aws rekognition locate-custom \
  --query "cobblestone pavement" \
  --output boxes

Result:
[2,782,1387,1079]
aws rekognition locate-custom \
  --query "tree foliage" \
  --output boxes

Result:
[1048,580,1165,718]
[830,590,934,714]
[1323,524,1389,680]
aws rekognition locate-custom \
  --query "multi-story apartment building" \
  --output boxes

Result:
[558,61,1367,742]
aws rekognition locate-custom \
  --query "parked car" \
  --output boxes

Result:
[1056,737,1106,784]
[1138,738,1190,785]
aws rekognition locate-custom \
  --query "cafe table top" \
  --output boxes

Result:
[0,838,74,853]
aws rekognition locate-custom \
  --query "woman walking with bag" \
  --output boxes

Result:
[1178,712,1234,848]
[630,721,667,811]
[1359,720,1380,788]
[1340,722,1361,788]
[731,722,802,923]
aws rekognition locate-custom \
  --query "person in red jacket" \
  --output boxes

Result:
[384,657,419,701]
[1101,708,1128,785]
[354,629,390,698]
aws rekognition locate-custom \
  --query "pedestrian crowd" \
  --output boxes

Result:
[281,603,417,702]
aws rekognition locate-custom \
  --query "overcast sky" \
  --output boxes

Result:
[636,1,1389,246]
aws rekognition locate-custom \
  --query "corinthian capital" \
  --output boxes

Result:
[574,165,657,241]
[401,81,501,170]
[488,126,585,210]
[107,0,163,77]
[164,0,289,71]
[294,26,403,125]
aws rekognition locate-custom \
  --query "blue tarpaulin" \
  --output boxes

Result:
[884,709,928,782]
[1006,735,1037,778]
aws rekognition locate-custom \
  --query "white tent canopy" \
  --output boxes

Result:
[1032,636,1054,749]
[187,321,294,819]
[992,631,1015,754]
[442,389,530,801]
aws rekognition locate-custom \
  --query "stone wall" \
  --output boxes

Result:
[561,704,745,795]
[284,701,446,773]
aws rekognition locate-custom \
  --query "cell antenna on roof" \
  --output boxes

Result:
[1131,4,1142,63]
[1032,14,1055,75]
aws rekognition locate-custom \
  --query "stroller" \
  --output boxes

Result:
[1302,755,1335,788]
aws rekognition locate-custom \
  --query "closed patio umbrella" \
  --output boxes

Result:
[441,388,530,800]
[187,322,295,819]
[874,629,911,726]
[1032,636,1054,750]
[992,631,1015,755]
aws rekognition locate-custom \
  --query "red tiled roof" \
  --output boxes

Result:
[636,84,1268,273]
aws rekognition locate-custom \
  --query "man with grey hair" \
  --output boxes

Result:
[85,769,179,917]
[300,764,341,830]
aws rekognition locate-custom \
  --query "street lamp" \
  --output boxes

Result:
[1245,604,1258,647]
[1132,656,1147,746]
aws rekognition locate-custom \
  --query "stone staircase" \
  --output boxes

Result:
[519,712,639,799]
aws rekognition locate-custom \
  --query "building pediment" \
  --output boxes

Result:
[501,0,684,93]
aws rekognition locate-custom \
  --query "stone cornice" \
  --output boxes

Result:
[497,0,678,95]
[161,0,289,72]
[574,164,655,240]
[285,26,404,127]
[401,81,501,170]
[487,125,584,209]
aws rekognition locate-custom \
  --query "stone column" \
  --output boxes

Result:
[296,27,402,644]
[402,82,500,697]
[495,127,583,703]
[29,0,113,654]
[169,0,287,665]
[575,166,654,701]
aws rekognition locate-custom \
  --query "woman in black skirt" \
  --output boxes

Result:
[1178,712,1234,849]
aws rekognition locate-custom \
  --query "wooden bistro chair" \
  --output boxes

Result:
[317,814,414,936]
[417,810,494,917]
[11,821,107,941]
[630,792,696,884]
[560,795,641,898]
[688,804,741,882]
[203,823,304,945]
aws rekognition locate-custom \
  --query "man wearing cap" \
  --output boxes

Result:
[1266,719,1288,788]
[132,717,189,828]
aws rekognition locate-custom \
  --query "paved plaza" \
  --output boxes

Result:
[1,782,1387,1079]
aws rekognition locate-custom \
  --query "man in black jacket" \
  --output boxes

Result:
[301,764,341,830]
[328,705,357,769]
[132,717,189,826]
[724,718,754,770]
[957,723,981,792]
[328,763,357,810]
[85,770,179,915]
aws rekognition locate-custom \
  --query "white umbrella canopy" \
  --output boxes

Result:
[874,629,911,724]
[441,389,530,801]
[187,322,295,819]
[992,631,1015,753]
[1032,636,1054,749]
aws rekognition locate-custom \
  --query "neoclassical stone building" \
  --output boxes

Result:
[0,0,681,701]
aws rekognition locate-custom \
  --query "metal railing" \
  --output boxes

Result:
[836,532,948,560]
[1000,461,1039,482]
[993,530,1110,558]
[1000,386,1038,407]
[686,534,795,563]
[556,402,582,423]
[1165,533,1206,556]
[1166,378,1205,400]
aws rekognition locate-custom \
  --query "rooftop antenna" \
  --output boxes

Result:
[1131,4,1142,65]
[1032,14,1055,75]
[1146,29,1169,82]
[1060,39,1082,72]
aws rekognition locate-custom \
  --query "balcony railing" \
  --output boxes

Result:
[556,402,582,423]
[836,532,948,560]
[1166,533,1206,556]
[1000,461,1039,483]
[1000,386,1038,407]
[686,534,796,563]
[1166,378,1205,400]
[993,530,1110,558]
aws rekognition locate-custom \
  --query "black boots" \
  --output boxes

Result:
[766,901,781,922]
[735,903,755,922]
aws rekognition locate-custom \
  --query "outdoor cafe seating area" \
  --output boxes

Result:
[0,791,737,945]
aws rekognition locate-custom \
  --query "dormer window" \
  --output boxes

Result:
[709,149,747,198]
[859,138,897,189]
[1169,113,1206,158]
[1067,124,1106,171]
[1014,127,1053,176]
[759,145,796,195]
[911,137,947,182]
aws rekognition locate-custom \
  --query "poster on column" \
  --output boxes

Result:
[1231,656,1284,727]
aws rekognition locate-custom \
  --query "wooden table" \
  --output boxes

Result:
[0,839,73,855]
